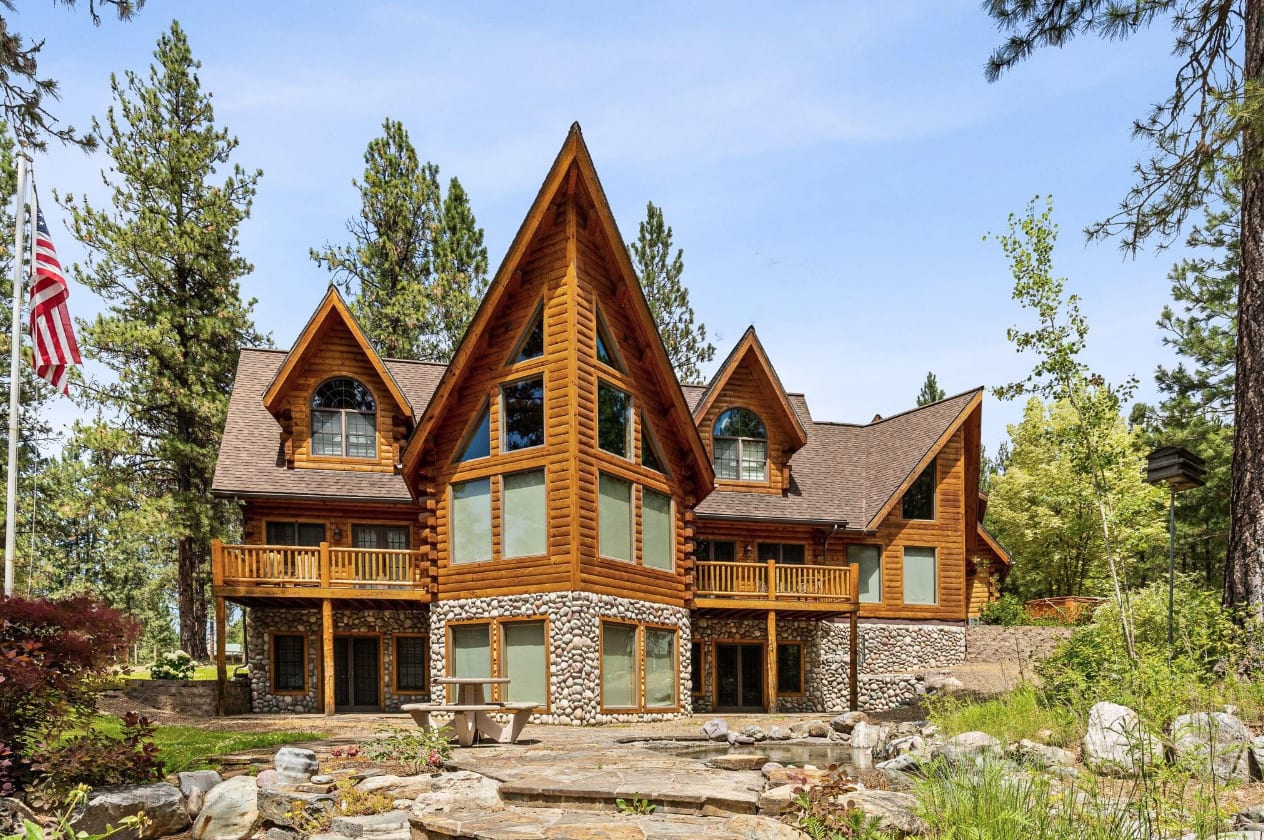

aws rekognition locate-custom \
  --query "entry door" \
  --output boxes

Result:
[333,636,381,711]
[714,643,764,711]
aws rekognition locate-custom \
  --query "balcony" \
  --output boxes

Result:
[692,560,857,615]
[211,540,431,603]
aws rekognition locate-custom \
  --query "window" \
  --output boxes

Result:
[503,469,547,558]
[595,313,624,371]
[690,641,704,696]
[641,416,665,473]
[502,621,547,706]
[902,458,936,520]
[450,624,491,679]
[849,544,882,603]
[352,525,409,550]
[502,377,544,451]
[758,543,805,564]
[598,474,633,562]
[695,540,736,562]
[266,521,326,546]
[777,643,804,694]
[642,489,674,571]
[394,636,427,693]
[451,478,492,563]
[597,382,631,457]
[272,634,306,693]
[513,311,545,363]
[903,547,937,605]
[311,378,376,458]
[601,623,637,708]
[713,408,767,481]
[645,628,677,708]
[458,405,491,462]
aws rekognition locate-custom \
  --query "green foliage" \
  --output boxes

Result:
[3,784,147,840]
[628,202,715,384]
[63,21,265,659]
[359,726,450,775]
[614,793,656,815]
[86,719,322,775]
[149,650,194,680]
[977,594,1025,625]
[287,778,394,835]
[311,118,487,362]
[29,713,163,792]
[916,372,946,406]
[928,684,1077,746]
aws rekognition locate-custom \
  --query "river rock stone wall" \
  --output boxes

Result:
[842,620,966,673]
[431,592,691,725]
[245,606,429,713]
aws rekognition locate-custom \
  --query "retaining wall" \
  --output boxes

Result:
[964,625,1073,664]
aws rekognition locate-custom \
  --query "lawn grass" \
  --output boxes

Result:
[93,716,323,774]
[926,683,1080,746]
[124,664,236,681]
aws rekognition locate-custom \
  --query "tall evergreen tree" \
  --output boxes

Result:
[629,202,715,384]
[63,20,264,659]
[916,371,946,405]
[426,176,488,361]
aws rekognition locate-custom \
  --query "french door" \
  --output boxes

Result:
[714,643,764,711]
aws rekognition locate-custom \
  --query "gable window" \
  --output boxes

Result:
[503,469,547,558]
[394,635,427,693]
[758,543,805,565]
[598,473,633,562]
[695,540,736,562]
[451,478,492,564]
[311,378,376,458]
[848,544,882,604]
[713,408,767,481]
[902,458,936,520]
[513,309,545,363]
[266,521,326,546]
[595,312,624,371]
[641,415,667,473]
[457,405,491,462]
[272,634,306,693]
[642,489,674,571]
[597,382,631,457]
[502,377,544,451]
[903,547,937,605]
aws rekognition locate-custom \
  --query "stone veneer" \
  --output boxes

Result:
[430,592,691,725]
[246,607,429,713]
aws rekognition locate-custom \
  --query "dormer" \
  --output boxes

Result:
[693,327,807,494]
[263,288,414,472]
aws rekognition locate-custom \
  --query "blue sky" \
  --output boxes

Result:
[18,1,1195,454]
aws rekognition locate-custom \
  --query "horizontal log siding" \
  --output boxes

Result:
[698,356,793,494]
[242,500,423,553]
[284,319,406,473]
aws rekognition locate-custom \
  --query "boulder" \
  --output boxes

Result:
[831,711,869,734]
[192,775,259,840]
[356,775,436,801]
[1007,739,1076,770]
[807,721,832,739]
[755,783,798,816]
[1082,702,1164,778]
[274,747,319,786]
[876,754,924,773]
[849,721,883,751]
[180,771,223,818]
[766,726,791,741]
[412,770,501,815]
[255,770,279,790]
[707,753,768,771]
[725,813,806,839]
[727,732,756,746]
[833,790,926,836]
[701,719,729,741]
[72,784,190,840]
[935,731,1002,765]
[329,811,409,839]
[760,762,784,778]
[923,673,964,694]
[1171,712,1254,783]
[0,797,37,836]
[740,725,768,742]
[256,787,335,827]
[876,735,925,762]
[765,766,827,787]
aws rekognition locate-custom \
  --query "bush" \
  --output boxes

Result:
[150,650,195,680]
[28,712,164,792]
[360,727,450,774]
[979,594,1025,625]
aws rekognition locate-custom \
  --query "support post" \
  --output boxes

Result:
[766,610,777,714]
[215,596,227,715]
[3,150,27,598]
[1168,486,1176,653]
[322,598,334,715]
[849,561,860,712]
[766,557,776,598]
[320,541,331,587]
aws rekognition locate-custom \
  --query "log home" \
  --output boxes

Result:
[210,125,1009,719]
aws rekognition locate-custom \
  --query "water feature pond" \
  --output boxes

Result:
[634,739,870,770]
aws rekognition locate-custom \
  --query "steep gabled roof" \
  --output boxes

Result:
[262,287,413,420]
[401,123,713,491]
[693,327,808,451]
[213,348,445,502]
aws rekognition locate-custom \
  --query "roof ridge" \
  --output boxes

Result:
[865,386,983,426]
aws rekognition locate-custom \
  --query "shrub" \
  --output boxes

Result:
[360,727,450,774]
[28,713,164,791]
[150,650,195,680]
[0,742,14,796]
[979,594,1025,625]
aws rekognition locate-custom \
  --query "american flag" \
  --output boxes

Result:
[29,199,81,396]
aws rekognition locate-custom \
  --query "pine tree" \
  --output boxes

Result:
[63,20,264,659]
[629,202,715,384]
[916,372,946,405]
[425,176,488,361]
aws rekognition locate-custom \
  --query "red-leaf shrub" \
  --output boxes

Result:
[0,595,141,748]
[29,713,164,790]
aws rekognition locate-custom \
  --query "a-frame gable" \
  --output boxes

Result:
[693,326,808,451]
[263,286,413,421]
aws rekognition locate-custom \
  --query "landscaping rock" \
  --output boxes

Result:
[192,775,259,840]
[766,726,792,741]
[876,734,925,761]
[72,784,190,840]
[1171,712,1254,783]
[727,732,756,746]
[264,828,297,840]
[833,790,926,836]
[877,754,924,773]
[756,783,798,816]
[765,766,827,787]
[740,725,768,742]
[1007,739,1076,770]
[179,770,223,818]
[274,747,319,786]
[255,770,279,790]
[850,721,883,751]
[807,721,832,739]
[1082,702,1163,778]
[936,731,1002,765]
[923,673,964,694]
[831,711,869,734]
[256,786,335,827]
[725,813,806,839]
[760,762,783,778]
[702,719,729,741]
[0,797,37,836]
[329,811,409,839]
[707,754,768,771]
[412,770,501,815]
[356,775,435,801]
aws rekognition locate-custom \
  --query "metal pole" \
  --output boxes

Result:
[3,150,28,598]
[1168,485,1176,653]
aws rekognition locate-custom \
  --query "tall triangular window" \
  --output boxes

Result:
[511,306,545,364]
[641,413,667,474]
[457,404,491,462]
[595,310,624,372]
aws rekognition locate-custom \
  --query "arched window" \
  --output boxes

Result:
[311,377,377,458]
[713,408,767,481]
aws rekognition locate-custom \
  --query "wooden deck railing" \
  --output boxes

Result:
[212,540,427,590]
[694,560,854,603]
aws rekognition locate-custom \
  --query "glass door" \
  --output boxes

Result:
[713,642,765,711]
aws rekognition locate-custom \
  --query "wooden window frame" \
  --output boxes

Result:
[454,400,492,464]
[639,412,669,475]
[695,539,737,562]
[594,307,626,373]
[902,546,939,606]
[392,633,429,695]
[712,406,768,482]
[642,622,681,712]
[596,379,633,460]
[449,477,493,564]
[445,619,494,702]
[848,542,884,604]
[505,300,546,367]
[598,620,681,714]
[497,615,551,712]
[708,638,768,711]
[757,542,807,564]
[309,376,378,461]
[901,457,938,521]
[640,486,675,573]
[501,467,549,560]
[690,640,705,697]
[597,472,635,563]
[270,631,308,696]
[350,523,412,551]
[500,374,546,453]
[327,631,386,712]
[776,641,806,696]
[263,519,327,546]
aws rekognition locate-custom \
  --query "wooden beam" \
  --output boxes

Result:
[215,596,228,716]
[765,610,777,714]
[322,599,335,715]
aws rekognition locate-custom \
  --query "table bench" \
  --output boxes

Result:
[401,701,538,747]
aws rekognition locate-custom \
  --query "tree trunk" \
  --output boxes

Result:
[1229,0,1264,620]
[178,534,209,660]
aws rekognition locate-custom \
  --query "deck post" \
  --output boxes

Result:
[319,541,331,587]
[211,538,223,587]
[848,561,860,712]
[215,596,227,716]
[766,557,776,597]
[321,598,335,715]
[766,609,777,714]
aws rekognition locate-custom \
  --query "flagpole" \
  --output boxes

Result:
[4,150,29,598]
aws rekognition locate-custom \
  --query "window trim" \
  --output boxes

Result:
[776,641,806,696]
[270,632,308,696]
[641,487,675,572]
[694,539,737,562]
[454,401,492,464]
[445,620,494,702]
[757,542,807,564]
[501,467,549,560]
[263,520,327,546]
[450,477,493,564]
[392,633,429,695]
[848,543,883,604]
[506,301,546,367]
[902,546,939,606]
[643,623,680,710]
[594,307,626,373]
[712,406,768,482]
[901,458,938,521]
[350,523,412,550]
[597,472,635,563]
[500,374,547,453]
[497,616,551,712]
[597,620,681,713]
[690,640,705,698]
[309,376,378,460]
[597,380,633,459]
[598,620,641,712]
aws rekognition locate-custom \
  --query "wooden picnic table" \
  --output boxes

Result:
[402,676,535,747]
